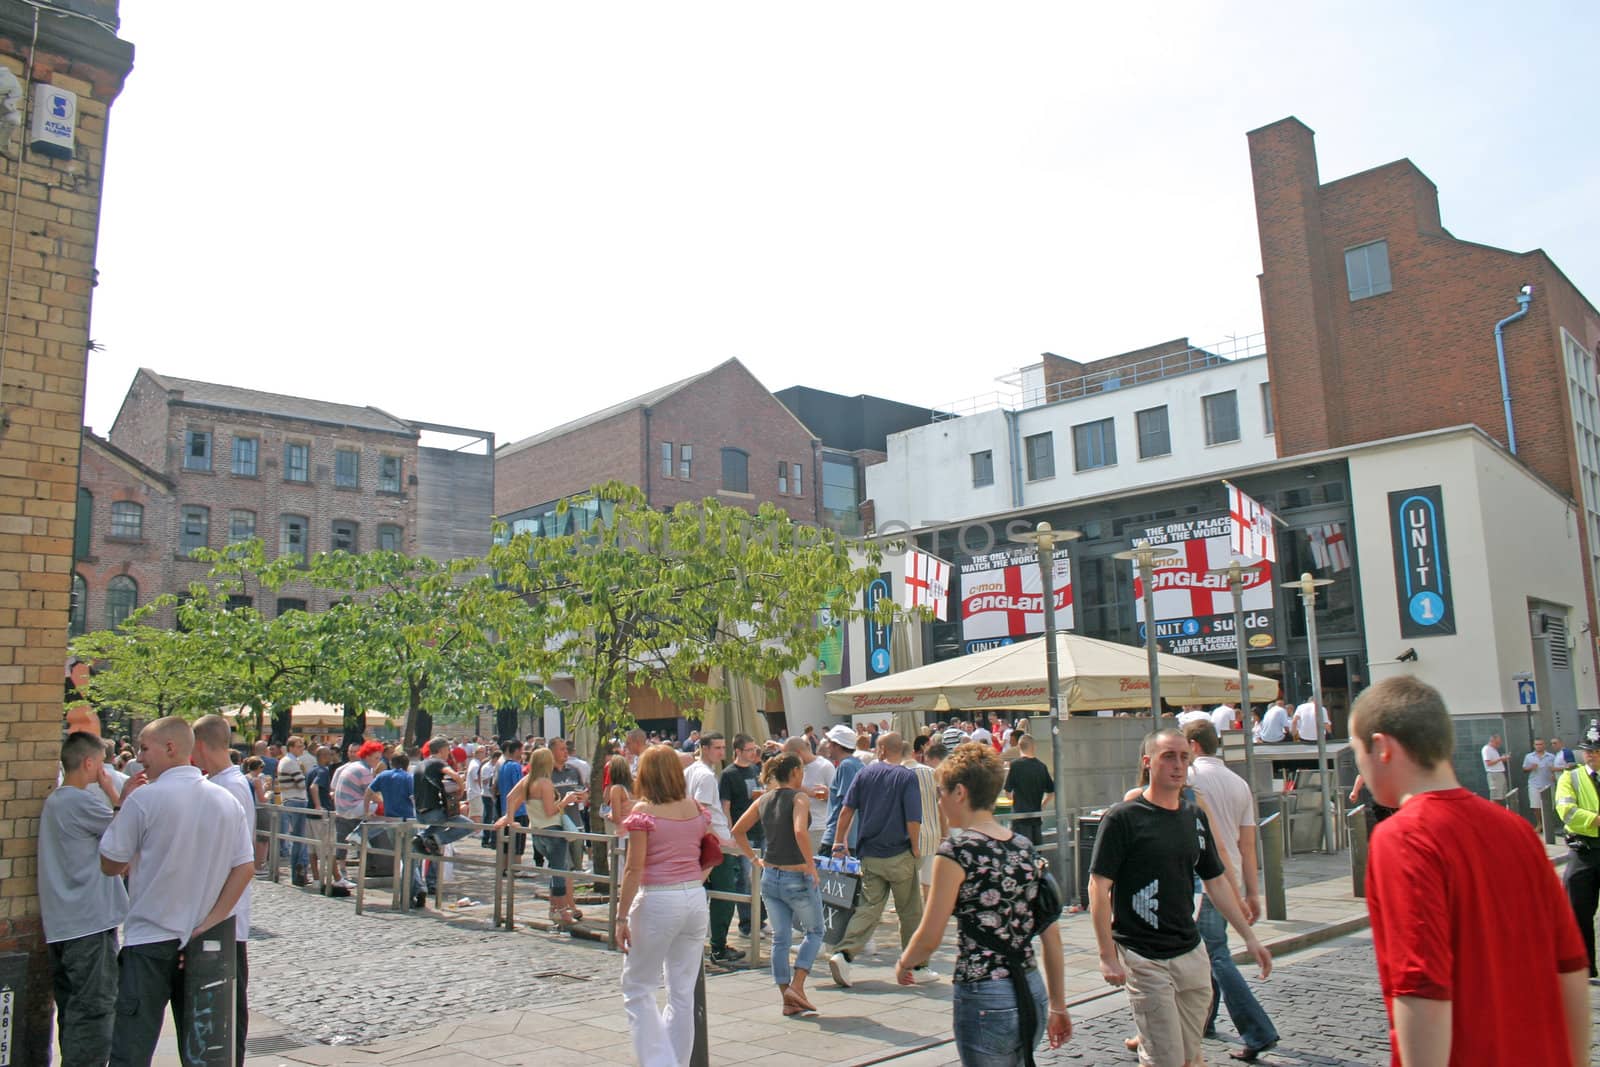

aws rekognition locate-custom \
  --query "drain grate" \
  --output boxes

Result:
[245,1034,309,1054]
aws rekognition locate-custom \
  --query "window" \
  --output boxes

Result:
[1345,240,1392,300]
[105,575,137,629]
[276,597,307,616]
[109,501,143,540]
[331,520,358,553]
[280,514,308,561]
[184,430,212,471]
[661,442,673,479]
[679,444,693,480]
[1261,383,1275,435]
[379,455,402,493]
[180,506,210,555]
[335,448,360,488]
[1073,418,1118,471]
[821,456,862,535]
[69,573,86,637]
[226,594,253,611]
[284,443,309,482]
[377,524,402,552]
[971,450,994,488]
[74,488,92,561]
[1024,432,1055,481]
[721,448,749,493]
[1203,390,1240,445]
[778,462,788,495]
[792,463,803,496]
[228,509,256,544]
[231,436,258,477]
[1135,407,1170,459]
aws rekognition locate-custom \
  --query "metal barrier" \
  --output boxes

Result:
[1347,804,1368,899]
[257,802,342,895]
[1259,812,1286,921]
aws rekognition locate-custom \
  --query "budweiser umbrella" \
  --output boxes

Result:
[824,632,1277,716]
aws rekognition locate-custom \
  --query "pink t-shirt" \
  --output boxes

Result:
[622,808,710,885]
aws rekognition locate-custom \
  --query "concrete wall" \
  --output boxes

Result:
[415,444,493,561]
[868,357,1274,527]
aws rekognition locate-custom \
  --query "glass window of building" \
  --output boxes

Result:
[69,573,86,637]
[231,436,258,477]
[971,450,994,488]
[1203,391,1240,445]
[74,488,92,561]
[180,506,210,555]
[335,448,360,488]
[105,575,137,629]
[721,448,749,493]
[661,442,673,479]
[778,462,788,495]
[280,514,308,561]
[276,598,307,616]
[229,510,256,544]
[377,524,403,552]
[792,463,803,496]
[284,443,310,482]
[1135,407,1170,459]
[379,455,402,493]
[1073,418,1117,471]
[184,430,212,471]
[1345,240,1392,300]
[679,444,692,480]
[821,456,861,534]
[332,520,358,553]
[1024,432,1055,481]
[109,501,143,540]
[1261,383,1275,435]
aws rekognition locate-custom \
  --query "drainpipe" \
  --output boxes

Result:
[642,407,653,502]
[1004,408,1023,509]
[1494,285,1533,455]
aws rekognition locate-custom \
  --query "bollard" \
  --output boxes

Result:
[266,807,281,884]
[1346,805,1369,899]
[748,858,764,968]
[1543,787,1559,845]
[182,917,237,1067]
[399,822,417,912]
[1260,812,1286,921]
[0,950,33,1065]
[690,964,709,1067]
[493,824,507,929]
[605,836,620,950]
[355,823,369,915]
[318,812,336,895]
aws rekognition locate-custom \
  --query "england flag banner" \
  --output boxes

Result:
[1227,483,1278,563]
[901,548,952,621]
[1308,522,1352,572]
[959,547,1072,654]
[1133,516,1276,656]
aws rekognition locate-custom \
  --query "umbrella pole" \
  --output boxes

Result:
[1228,565,1258,805]
[1030,526,1072,902]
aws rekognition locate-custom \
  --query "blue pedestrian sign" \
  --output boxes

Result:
[1516,679,1537,706]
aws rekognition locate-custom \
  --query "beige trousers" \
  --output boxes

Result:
[1120,942,1212,1067]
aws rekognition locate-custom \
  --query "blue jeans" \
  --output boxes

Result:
[532,829,569,896]
[952,970,1046,1067]
[418,809,475,891]
[760,868,824,987]
[1197,893,1278,1048]
[281,798,310,870]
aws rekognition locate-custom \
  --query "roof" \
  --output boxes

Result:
[497,361,727,458]
[138,370,417,436]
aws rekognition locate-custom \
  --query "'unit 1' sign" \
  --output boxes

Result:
[1388,486,1455,638]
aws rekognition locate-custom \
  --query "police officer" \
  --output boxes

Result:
[1554,718,1600,981]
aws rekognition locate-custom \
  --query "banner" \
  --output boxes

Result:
[1389,486,1455,637]
[816,588,843,676]
[1133,515,1276,656]
[864,573,892,677]
[902,548,952,621]
[959,547,1072,654]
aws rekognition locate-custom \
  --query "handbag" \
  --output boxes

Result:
[695,802,723,868]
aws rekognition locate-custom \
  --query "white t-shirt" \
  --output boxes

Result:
[1482,743,1508,776]
[1189,754,1254,897]
[1257,704,1290,742]
[475,758,499,799]
[1523,751,1556,793]
[99,765,254,947]
[684,759,731,842]
[466,759,484,802]
[971,727,993,745]
[208,765,255,943]
[1292,702,1330,741]
[1210,705,1236,732]
[801,756,836,831]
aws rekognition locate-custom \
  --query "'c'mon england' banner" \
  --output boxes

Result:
[1132,516,1276,656]
[959,547,1072,654]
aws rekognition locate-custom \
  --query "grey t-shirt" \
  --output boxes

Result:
[39,784,129,943]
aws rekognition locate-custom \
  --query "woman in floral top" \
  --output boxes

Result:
[896,742,1071,1065]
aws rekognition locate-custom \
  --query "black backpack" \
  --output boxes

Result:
[413,760,445,816]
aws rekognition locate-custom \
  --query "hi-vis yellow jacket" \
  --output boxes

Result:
[1554,765,1599,841]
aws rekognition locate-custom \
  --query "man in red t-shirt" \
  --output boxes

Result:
[1352,676,1591,1066]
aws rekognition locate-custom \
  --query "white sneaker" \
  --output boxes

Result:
[912,966,939,984]
[333,878,356,890]
[828,952,852,988]
[864,937,879,958]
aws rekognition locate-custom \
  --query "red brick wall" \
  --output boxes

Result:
[494,407,645,516]
[105,369,170,471]
[75,436,175,629]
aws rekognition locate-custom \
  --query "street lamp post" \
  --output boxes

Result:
[1209,560,1263,803]
[1283,571,1336,853]
[1012,521,1081,899]
[1115,539,1181,725]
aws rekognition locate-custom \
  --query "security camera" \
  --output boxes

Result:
[1397,647,1418,663]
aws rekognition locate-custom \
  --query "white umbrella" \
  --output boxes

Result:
[826,632,1278,716]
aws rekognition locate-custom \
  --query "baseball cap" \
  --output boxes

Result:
[1579,719,1600,751]
[825,724,857,748]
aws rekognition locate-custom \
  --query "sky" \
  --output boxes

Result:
[81,2,1600,446]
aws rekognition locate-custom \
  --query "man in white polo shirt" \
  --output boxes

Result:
[99,716,254,1067]
[191,713,256,1067]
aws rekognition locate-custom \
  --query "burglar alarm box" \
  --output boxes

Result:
[29,82,75,159]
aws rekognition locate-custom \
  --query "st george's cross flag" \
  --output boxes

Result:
[1308,522,1352,572]
[902,548,952,621]
[1227,484,1278,563]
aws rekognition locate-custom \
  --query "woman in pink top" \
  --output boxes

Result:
[616,745,716,1067]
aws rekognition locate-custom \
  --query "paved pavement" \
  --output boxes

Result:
[133,839,1584,1066]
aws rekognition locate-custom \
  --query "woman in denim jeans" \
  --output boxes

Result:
[731,753,824,1016]
[896,743,1071,1065]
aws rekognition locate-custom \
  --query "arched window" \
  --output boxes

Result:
[105,575,137,629]
[74,488,92,561]
[69,573,86,637]
[721,448,749,493]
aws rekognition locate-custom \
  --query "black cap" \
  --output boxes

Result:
[1579,719,1600,751]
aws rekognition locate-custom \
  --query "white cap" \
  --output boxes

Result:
[825,724,858,748]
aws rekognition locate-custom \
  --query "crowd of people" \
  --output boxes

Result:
[36,689,1600,1067]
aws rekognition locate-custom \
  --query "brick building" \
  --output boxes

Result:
[495,357,821,530]
[0,2,133,1058]
[71,429,172,634]
[1249,116,1600,679]
[97,368,493,617]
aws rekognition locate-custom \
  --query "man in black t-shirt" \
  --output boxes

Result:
[1002,734,1054,844]
[1089,729,1272,1066]
[721,735,765,936]
[413,737,472,895]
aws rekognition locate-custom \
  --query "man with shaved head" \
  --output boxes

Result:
[192,714,256,1065]
[827,732,927,988]
[99,716,255,1065]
